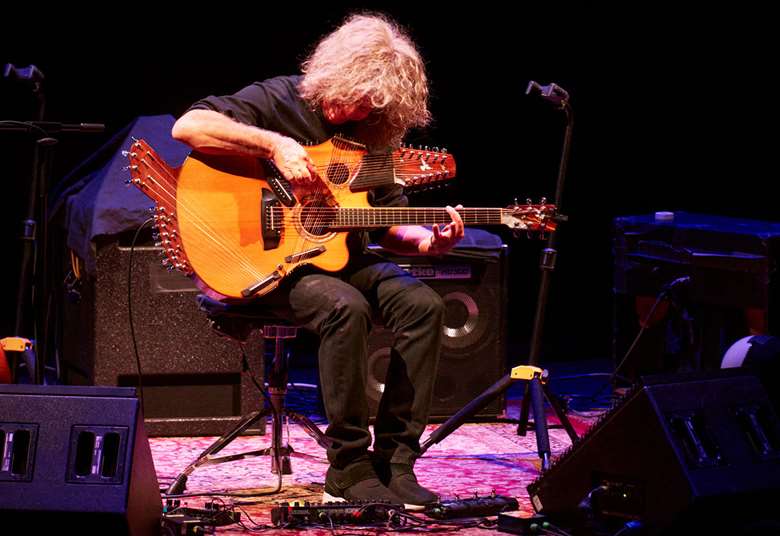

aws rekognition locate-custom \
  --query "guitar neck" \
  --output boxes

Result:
[332,207,505,228]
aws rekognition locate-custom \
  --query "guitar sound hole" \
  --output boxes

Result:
[326,162,350,185]
[300,196,337,237]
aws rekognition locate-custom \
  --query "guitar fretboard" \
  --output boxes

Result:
[330,208,505,228]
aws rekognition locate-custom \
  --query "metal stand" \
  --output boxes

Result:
[166,325,332,495]
[2,63,104,384]
[420,82,576,470]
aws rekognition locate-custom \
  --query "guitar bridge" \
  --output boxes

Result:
[241,271,282,298]
[285,246,326,264]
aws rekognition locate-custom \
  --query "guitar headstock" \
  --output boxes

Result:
[393,144,456,190]
[502,198,558,236]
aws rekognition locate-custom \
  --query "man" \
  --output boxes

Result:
[172,13,464,508]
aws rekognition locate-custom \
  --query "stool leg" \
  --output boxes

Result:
[269,386,292,474]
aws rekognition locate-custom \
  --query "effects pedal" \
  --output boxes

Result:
[424,493,519,519]
[271,500,403,527]
[161,500,240,535]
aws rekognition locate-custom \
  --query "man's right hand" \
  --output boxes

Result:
[271,135,317,183]
[172,110,318,183]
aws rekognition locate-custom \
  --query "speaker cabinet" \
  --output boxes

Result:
[0,384,161,534]
[61,237,264,437]
[365,245,508,420]
[527,371,780,533]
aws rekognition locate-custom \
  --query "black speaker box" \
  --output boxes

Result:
[61,236,264,437]
[0,384,161,534]
[527,371,780,533]
[365,244,508,420]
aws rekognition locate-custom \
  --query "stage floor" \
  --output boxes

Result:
[151,408,595,535]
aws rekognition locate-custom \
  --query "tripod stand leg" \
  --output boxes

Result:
[542,383,578,443]
[287,410,332,450]
[269,406,292,475]
[420,374,513,455]
[517,383,531,437]
[529,377,551,470]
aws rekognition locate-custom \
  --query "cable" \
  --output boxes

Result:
[610,293,666,386]
[238,342,276,411]
[128,217,154,416]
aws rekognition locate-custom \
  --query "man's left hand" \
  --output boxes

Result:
[425,204,465,255]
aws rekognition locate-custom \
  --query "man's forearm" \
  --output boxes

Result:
[171,109,283,157]
[377,225,435,255]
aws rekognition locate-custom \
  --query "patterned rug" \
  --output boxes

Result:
[151,412,595,535]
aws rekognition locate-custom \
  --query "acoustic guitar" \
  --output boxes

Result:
[126,136,555,301]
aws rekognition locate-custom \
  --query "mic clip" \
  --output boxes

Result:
[526,81,570,107]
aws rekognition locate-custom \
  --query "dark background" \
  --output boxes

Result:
[0,6,773,369]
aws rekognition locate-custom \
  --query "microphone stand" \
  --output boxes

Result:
[2,64,104,384]
[420,82,576,471]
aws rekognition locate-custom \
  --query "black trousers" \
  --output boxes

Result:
[289,256,444,469]
[205,253,444,470]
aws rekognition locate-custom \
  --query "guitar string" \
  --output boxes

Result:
[269,207,517,227]
[132,147,268,283]
[133,157,267,286]
[137,146,540,256]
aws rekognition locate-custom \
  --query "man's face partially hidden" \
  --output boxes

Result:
[322,98,373,124]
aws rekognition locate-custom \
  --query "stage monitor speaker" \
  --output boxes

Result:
[61,236,264,437]
[527,371,780,533]
[0,384,162,534]
[365,244,508,421]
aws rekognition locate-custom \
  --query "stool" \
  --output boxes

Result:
[165,297,331,496]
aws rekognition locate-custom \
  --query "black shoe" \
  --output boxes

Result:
[322,461,404,505]
[386,464,439,511]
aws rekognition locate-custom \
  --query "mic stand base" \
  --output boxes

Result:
[420,366,578,470]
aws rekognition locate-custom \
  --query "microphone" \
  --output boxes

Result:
[526,81,570,106]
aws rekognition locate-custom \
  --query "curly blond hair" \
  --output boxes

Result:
[299,13,431,146]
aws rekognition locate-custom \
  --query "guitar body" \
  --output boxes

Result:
[175,139,369,300]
